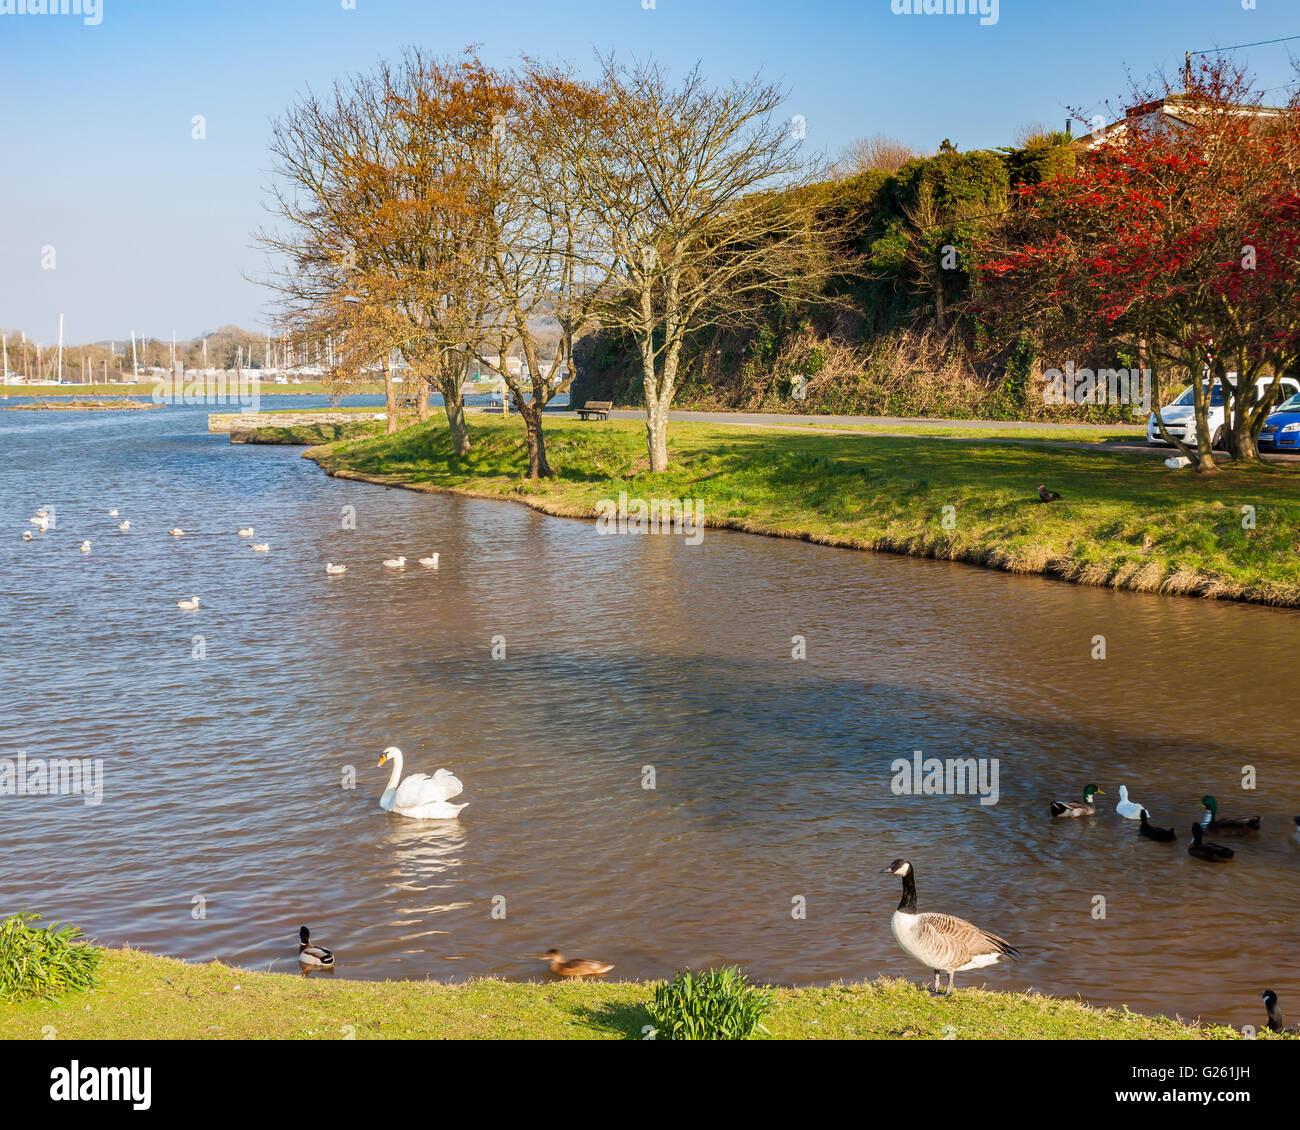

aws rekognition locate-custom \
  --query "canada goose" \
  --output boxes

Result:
[168,528,183,537]
[1262,990,1300,1034]
[250,543,270,552]
[541,949,614,979]
[21,530,32,541]
[1050,783,1103,817]
[882,859,1019,994]
[1188,823,1233,862]
[1200,795,1260,832]
[297,926,335,968]
[79,540,91,553]
[325,563,347,575]
[117,521,130,531]
[237,527,254,538]
[1037,484,1061,503]
[418,554,439,566]
[176,596,201,611]
[383,556,406,568]
[1114,785,1144,820]
[1139,809,1176,842]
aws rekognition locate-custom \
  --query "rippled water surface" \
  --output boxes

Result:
[2,397,1298,1028]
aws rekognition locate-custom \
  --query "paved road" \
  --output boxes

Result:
[537,405,1300,463]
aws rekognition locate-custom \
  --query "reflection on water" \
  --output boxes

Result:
[1,397,1298,1028]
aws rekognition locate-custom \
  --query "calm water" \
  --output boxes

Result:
[1,396,1298,1029]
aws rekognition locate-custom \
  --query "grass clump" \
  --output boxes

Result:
[0,913,99,1003]
[648,966,775,1040]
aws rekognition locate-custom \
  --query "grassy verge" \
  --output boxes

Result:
[0,948,1250,1040]
[299,414,1300,607]
[234,421,386,445]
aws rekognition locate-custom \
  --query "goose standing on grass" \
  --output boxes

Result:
[1188,823,1234,862]
[237,526,254,538]
[1139,809,1176,842]
[1037,484,1061,503]
[882,859,1019,994]
[1262,990,1299,1034]
[376,746,466,819]
[176,596,201,611]
[382,555,406,569]
[79,540,91,553]
[1050,783,1103,818]
[1200,795,1260,832]
[418,553,439,567]
[117,520,130,531]
[297,926,335,969]
[250,543,270,552]
[325,563,347,575]
[541,949,613,979]
[168,528,184,537]
[1115,785,1144,820]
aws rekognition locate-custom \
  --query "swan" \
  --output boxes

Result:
[168,528,184,537]
[176,596,201,610]
[383,556,406,568]
[35,508,48,518]
[1115,785,1144,820]
[30,516,48,529]
[250,543,270,552]
[80,540,91,553]
[108,509,119,517]
[117,521,130,531]
[418,554,439,566]
[376,746,466,819]
[21,530,32,541]
[325,563,347,575]
[237,527,254,538]
[297,926,335,968]
[883,859,1018,993]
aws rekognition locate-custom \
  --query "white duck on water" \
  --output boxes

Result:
[1115,786,1144,820]
[883,859,1019,994]
[376,746,466,820]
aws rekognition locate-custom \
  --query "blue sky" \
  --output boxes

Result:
[2,0,1297,344]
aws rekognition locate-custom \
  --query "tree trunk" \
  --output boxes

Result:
[415,378,431,422]
[439,376,471,456]
[383,361,399,434]
[520,403,554,478]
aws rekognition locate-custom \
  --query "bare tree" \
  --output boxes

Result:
[556,57,835,471]
[832,133,919,177]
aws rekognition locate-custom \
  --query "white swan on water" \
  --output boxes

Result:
[325,562,347,575]
[168,528,184,537]
[250,543,270,552]
[418,554,439,566]
[80,540,91,553]
[377,747,466,820]
[117,521,130,531]
[176,596,201,610]
[237,527,254,538]
[383,556,406,568]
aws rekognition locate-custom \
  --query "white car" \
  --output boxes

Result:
[1147,374,1300,448]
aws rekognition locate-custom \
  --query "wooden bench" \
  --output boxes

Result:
[576,400,612,421]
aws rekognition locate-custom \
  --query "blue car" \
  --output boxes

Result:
[1259,393,1300,451]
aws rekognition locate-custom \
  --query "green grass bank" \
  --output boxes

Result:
[0,948,1254,1040]
[297,414,1300,608]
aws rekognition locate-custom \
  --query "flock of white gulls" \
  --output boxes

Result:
[20,505,443,605]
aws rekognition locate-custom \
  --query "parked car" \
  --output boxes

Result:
[1259,391,1300,451]
[1147,374,1300,448]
